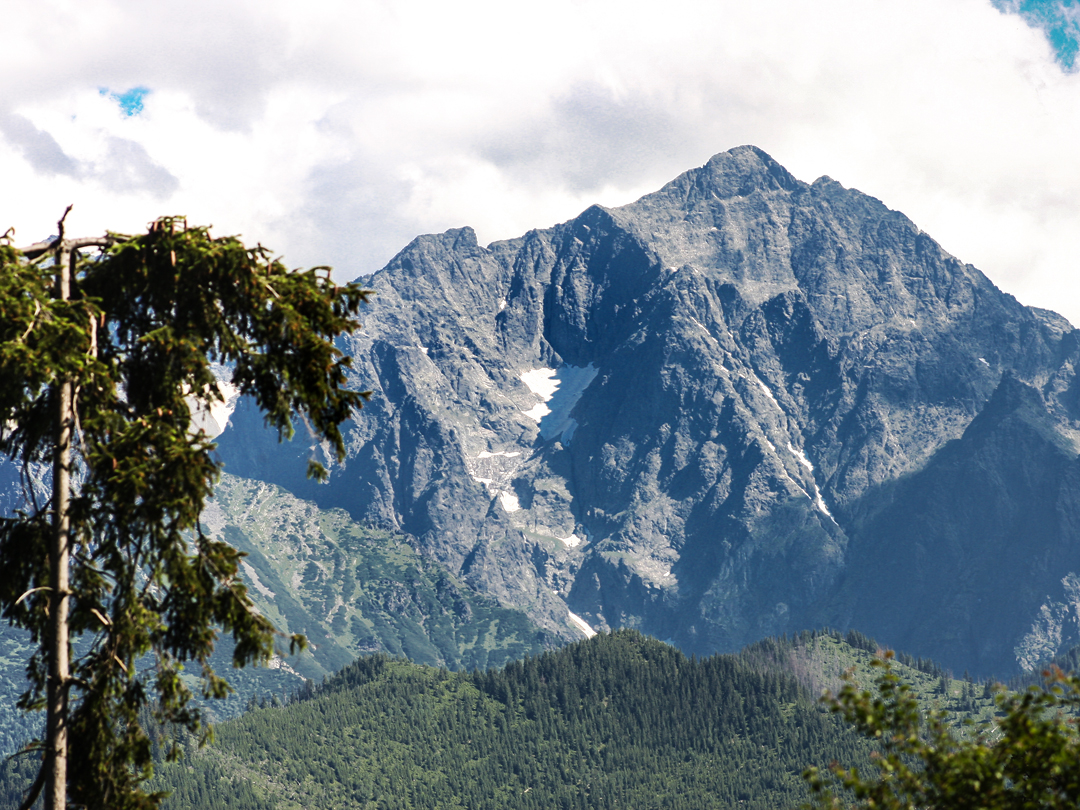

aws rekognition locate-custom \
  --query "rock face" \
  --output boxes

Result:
[217,145,1080,677]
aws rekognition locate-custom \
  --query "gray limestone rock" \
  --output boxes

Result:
[217,145,1080,676]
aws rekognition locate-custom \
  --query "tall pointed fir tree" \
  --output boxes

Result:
[0,210,371,810]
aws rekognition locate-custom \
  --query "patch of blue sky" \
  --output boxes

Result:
[993,0,1080,69]
[98,86,151,117]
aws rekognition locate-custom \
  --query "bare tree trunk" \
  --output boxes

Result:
[46,244,73,810]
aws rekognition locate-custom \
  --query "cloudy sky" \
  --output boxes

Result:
[4,0,1080,322]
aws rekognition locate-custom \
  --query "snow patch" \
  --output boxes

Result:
[241,561,275,599]
[979,357,990,367]
[521,367,560,400]
[688,316,711,335]
[523,401,551,422]
[785,442,837,525]
[568,611,597,638]
[521,367,560,422]
[560,533,583,548]
[519,365,599,443]
[499,299,507,311]
[465,449,525,492]
[814,493,837,525]
[499,491,521,513]
[418,345,429,355]
[191,377,239,438]
[787,442,814,473]
[751,373,781,410]
[523,364,599,441]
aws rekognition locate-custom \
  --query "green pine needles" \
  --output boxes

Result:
[0,214,371,810]
[807,652,1080,810]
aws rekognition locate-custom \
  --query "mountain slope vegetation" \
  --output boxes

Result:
[205,473,555,682]
[144,629,1009,810]
[0,630,1008,810]
[148,631,875,810]
[0,472,553,755]
[139,630,1002,810]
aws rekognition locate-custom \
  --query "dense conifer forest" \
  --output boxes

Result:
[170,631,878,809]
[2,629,1011,809]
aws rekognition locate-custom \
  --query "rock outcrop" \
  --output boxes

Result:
[218,145,1080,676]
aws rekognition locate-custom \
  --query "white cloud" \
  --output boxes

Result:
[3,0,1080,323]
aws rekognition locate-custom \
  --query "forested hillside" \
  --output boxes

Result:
[144,631,863,810]
[0,629,1010,810]
[161,631,907,810]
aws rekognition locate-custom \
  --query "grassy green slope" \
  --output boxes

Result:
[207,474,553,685]
[183,473,557,723]
[0,472,554,754]
[0,633,39,757]
[741,629,1003,726]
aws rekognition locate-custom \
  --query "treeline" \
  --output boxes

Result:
[138,630,874,810]
[740,628,1000,713]
[2,626,1013,810]
[746,627,947,673]
[738,627,949,697]
[1009,642,1080,691]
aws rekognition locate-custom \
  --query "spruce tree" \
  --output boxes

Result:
[0,211,370,810]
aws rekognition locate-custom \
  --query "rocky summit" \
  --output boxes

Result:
[217,145,1080,677]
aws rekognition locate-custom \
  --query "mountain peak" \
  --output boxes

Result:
[700,144,802,195]
[219,148,1080,679]
[615,145,803,223]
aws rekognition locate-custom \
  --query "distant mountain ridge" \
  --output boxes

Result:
[217,145,1080,677]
